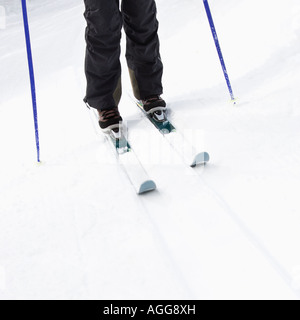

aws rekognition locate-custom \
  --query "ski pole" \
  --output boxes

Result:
[21,0,41,162]
[203,0,236,103]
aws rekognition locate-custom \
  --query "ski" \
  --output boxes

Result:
[135,100,210,167]
[89,108,157,195]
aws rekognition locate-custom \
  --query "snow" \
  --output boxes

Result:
[0,0,300,300]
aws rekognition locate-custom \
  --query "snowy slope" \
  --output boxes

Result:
[1,0,300,299]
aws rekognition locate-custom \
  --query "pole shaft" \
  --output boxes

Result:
[21,0,40,162]
[203,0,235,101]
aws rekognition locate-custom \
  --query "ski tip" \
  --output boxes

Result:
[191,152,210,167]
[138,180,157,195]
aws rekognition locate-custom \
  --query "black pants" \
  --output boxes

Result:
[84,0,164,110]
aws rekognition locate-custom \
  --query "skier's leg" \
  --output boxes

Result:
[122,0,163,100]
[84,0,122,110]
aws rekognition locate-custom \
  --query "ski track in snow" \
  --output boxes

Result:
[0,0,300,299]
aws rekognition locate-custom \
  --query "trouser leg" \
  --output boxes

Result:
[122,0,163,100]
[84,0,122,110]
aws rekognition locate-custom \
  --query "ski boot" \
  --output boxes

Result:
[140,95,167,122]
[98,107,123,139]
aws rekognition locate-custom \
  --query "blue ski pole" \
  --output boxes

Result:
[203,0,236,103]
[21,0,41,162]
